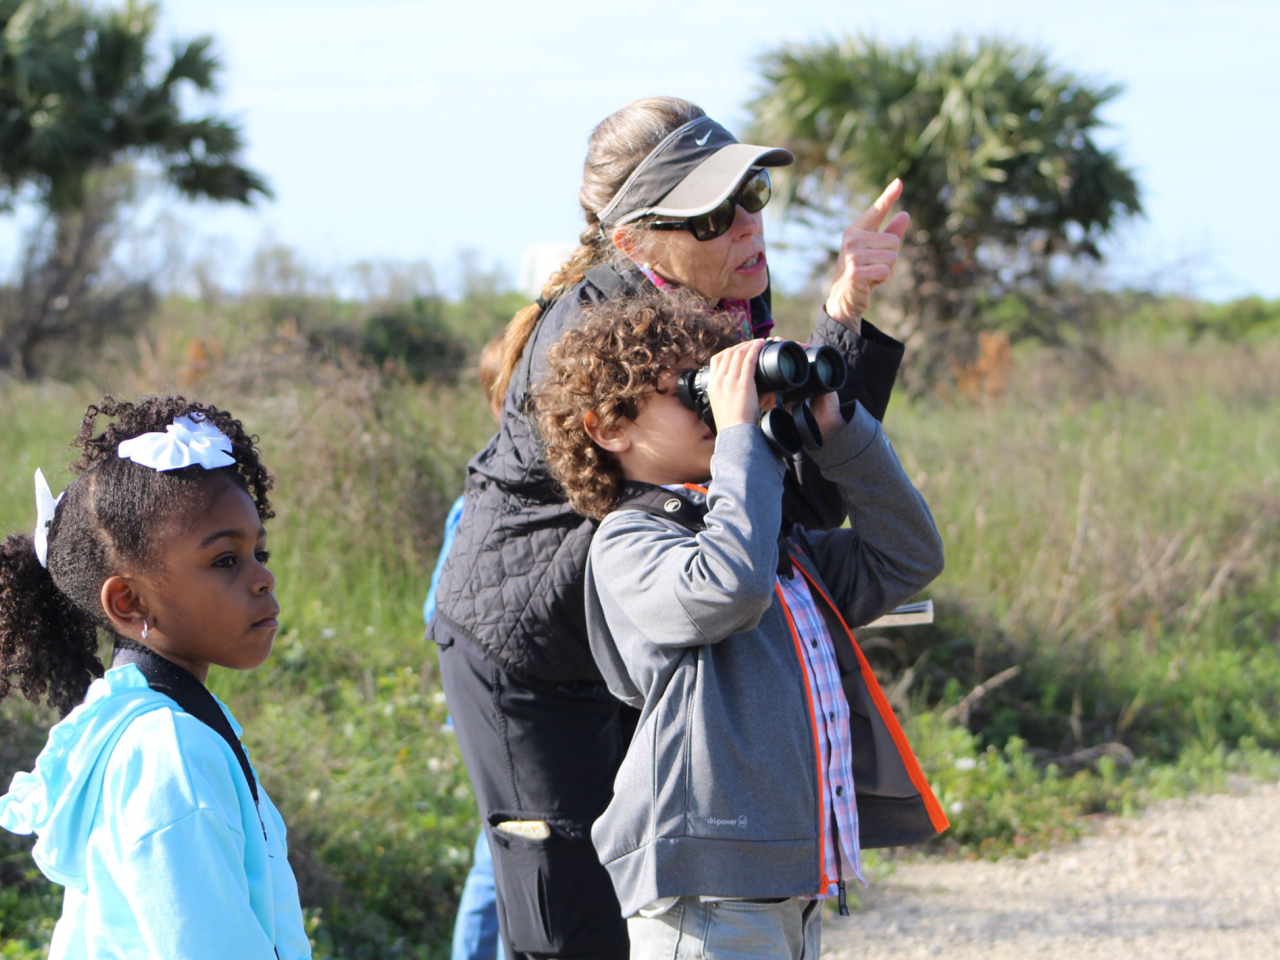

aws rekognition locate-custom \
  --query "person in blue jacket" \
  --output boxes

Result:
[0,396,310,959]
[426,492,502,960]
[424,336,505,960]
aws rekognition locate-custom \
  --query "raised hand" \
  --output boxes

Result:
[825,179,911,327]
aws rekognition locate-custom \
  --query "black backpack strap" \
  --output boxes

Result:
[615,481,709,533]
[112,640,281,958]
[112,639,269,842]
[584,263,632,301]
[512,264,632,416]
[614,482,794,577]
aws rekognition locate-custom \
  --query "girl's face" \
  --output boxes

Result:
[126,476,278,683]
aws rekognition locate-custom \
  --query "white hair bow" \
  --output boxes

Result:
[117,414,236,472]
[33,469,64,569]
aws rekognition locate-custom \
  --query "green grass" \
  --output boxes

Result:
[1,302,1277,955]
[861,335,1280,854]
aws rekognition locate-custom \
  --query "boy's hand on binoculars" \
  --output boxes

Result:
[825,179,909,327]
[706,339,765,432]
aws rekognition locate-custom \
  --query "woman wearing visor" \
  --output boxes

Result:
[431,97,910,960]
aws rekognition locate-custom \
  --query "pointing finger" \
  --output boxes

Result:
[853,232,904,250]
[852,179,903,231]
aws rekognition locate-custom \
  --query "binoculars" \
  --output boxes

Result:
[675,341,847,457]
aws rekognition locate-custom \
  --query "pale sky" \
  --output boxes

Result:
[4,0,1277,300]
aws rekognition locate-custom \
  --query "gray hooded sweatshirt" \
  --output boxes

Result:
[584,405,948,917]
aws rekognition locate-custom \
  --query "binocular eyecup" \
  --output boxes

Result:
[674,341,847,458]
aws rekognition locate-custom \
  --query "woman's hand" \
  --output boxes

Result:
[825,179,910,327]
[705,339,765,432]
[808,390,846,441]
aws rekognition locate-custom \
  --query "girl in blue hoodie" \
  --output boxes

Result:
[0,396,310,959]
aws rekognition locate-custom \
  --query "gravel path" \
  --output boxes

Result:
[823,781,1280,959]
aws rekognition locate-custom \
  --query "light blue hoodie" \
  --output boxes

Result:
[0,664,311,959]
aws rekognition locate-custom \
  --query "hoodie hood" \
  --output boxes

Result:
[0,664,187,890]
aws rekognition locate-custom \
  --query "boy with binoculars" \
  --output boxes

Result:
[536,291,948,960]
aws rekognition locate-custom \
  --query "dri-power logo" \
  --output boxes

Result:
[706,815,748,828]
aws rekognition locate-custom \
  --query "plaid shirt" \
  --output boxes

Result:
[777,570,866,896]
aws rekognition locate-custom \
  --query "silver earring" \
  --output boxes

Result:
[141,620,149,641]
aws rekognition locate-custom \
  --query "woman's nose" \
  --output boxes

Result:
[732,204,763,238]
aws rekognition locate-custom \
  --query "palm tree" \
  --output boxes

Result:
[0,0,269,212]
[0,0,270,376]
[747,35,1142,382]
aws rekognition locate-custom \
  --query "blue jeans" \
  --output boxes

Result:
[452,830,504,960]
[626,897,822,960]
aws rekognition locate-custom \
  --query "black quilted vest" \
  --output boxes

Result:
[430,263,892,682]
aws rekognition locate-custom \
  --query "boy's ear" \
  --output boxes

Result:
[584,410,630,454]
[100,576,151,637]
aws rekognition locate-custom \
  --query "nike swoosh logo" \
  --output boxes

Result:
[695,130,712,146]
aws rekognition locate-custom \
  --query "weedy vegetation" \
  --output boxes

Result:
[2,287,1278,957]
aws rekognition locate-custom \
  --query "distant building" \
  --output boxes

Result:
[518,243,580,299]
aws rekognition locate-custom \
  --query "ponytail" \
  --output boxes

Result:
[493,239,605,408]
[0,534,103,717]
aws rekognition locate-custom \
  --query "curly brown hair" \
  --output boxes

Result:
[0,396,273,716]
[537,291,740,520]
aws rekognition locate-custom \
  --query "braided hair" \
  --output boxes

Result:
[0,396,273,716]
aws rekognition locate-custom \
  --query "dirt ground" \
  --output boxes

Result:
[823,781,1280,960]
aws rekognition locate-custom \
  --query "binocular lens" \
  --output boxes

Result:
[804,345,847,393]
[757,340,810,392]
[777,351,797,382]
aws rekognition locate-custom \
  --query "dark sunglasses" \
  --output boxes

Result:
[648,168,771,241]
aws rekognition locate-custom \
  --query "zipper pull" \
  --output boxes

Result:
[837,879,849,916]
